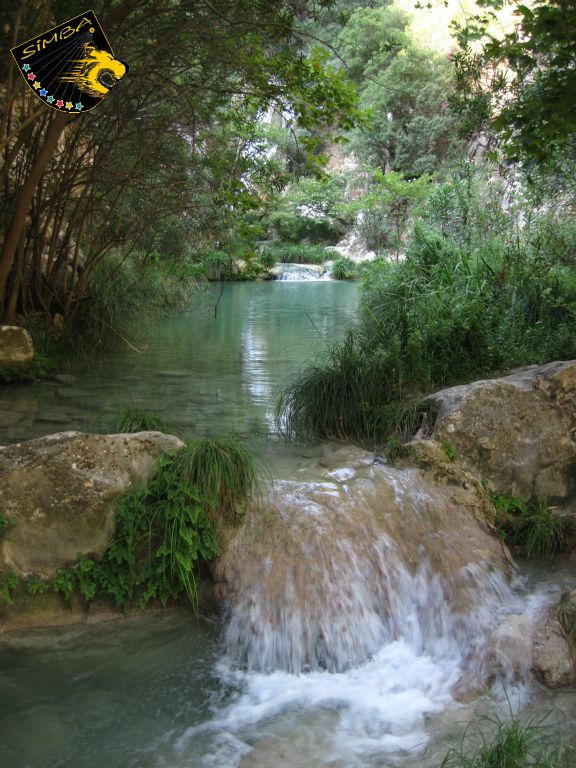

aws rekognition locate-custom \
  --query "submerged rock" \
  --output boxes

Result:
[0,326,34,368]
[423,360,576,502]
[0,431,183,578]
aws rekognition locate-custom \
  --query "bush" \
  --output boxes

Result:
[332,257,358,280]
[492,494,573,558]
[72,253,199,350]
[0,353,55,384]
[278,174,576,444]
[259,243,330,265]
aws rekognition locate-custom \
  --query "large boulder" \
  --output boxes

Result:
[0,326,34,368]
[532,590,576,688]
[422,361,576,502]
[0,431,183,578]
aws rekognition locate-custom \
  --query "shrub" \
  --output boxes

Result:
[491,493,573,558]
[0,353,55,384]
[259,243,330,265]
[332,257,358,280]
[50,437,259,610]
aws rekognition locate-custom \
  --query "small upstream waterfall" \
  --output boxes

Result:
[272,263,330,281]
[217,460,517,684]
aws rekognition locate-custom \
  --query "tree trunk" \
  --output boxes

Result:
[0,112,69,319]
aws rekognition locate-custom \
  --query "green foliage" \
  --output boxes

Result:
[195,250,237,281]
[0,353,55,384]
[346,170,432,256]
[258,250,277,269]
[0,571,19,605]
[451,0,576,172]
[116,408,169,434]
[441,712,571,768]
[259,244,330,265]
[332,258,358,280]
[443,443,455,462]
[72,253,200,350]
[491,493,572,559]
[264,174,352,245]
[384,436,410,464]
[278,168,576,443]
[170,437,260,525]
[50,437,258,610]
[336,6,464,177]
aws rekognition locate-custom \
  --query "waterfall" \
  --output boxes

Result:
[216,461,516,686]
[271,263,329,281]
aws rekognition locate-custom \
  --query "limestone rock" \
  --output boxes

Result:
[0,431,184,578]
[0,326,34,367]
[423,361,576,501]
[532,608,576,688]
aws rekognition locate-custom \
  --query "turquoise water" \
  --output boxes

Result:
[0,282,358,458]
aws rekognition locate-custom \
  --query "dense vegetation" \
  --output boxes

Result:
[276,0,576,449]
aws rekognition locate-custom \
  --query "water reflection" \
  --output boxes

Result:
[0,282,358,452]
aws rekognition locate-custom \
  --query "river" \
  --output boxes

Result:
[0,280,574,767]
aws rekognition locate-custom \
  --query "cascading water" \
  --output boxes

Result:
[217,461,515,683]
[272,263,330,281]
[171,453,538,767]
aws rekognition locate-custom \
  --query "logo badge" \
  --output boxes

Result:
[11,9,128,114]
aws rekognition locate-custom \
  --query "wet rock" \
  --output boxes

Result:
[532,607,576,688]
[52,374,76,385]
[0,397,37,430]
[216,449,513,676]
[423,360,576,502]
[0,326,34,367]
[0,431,184,578]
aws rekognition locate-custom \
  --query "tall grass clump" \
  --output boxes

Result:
[50,436,259,611]
[259,243,330,265]
[332,257,358,280]
[492,493,573,558]
[441,713,572,768]
[278,169,576,444]
[171,437,260,524]
[115,407,169,434]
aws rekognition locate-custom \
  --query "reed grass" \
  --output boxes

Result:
[441,713,572,768]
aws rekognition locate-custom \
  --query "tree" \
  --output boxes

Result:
[451,0,576,171]
[0,0,358,325]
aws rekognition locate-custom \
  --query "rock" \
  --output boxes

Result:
[0,431,184,578]
[0,326,34,367]
[423,361,576,502]
[532,608,576,688]
[0,397,37,430]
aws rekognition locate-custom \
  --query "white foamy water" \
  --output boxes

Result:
[174,641,461,767]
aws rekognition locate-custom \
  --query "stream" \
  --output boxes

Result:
[0,280,574,767]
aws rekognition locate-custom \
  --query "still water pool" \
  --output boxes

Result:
[0,281,358,459]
